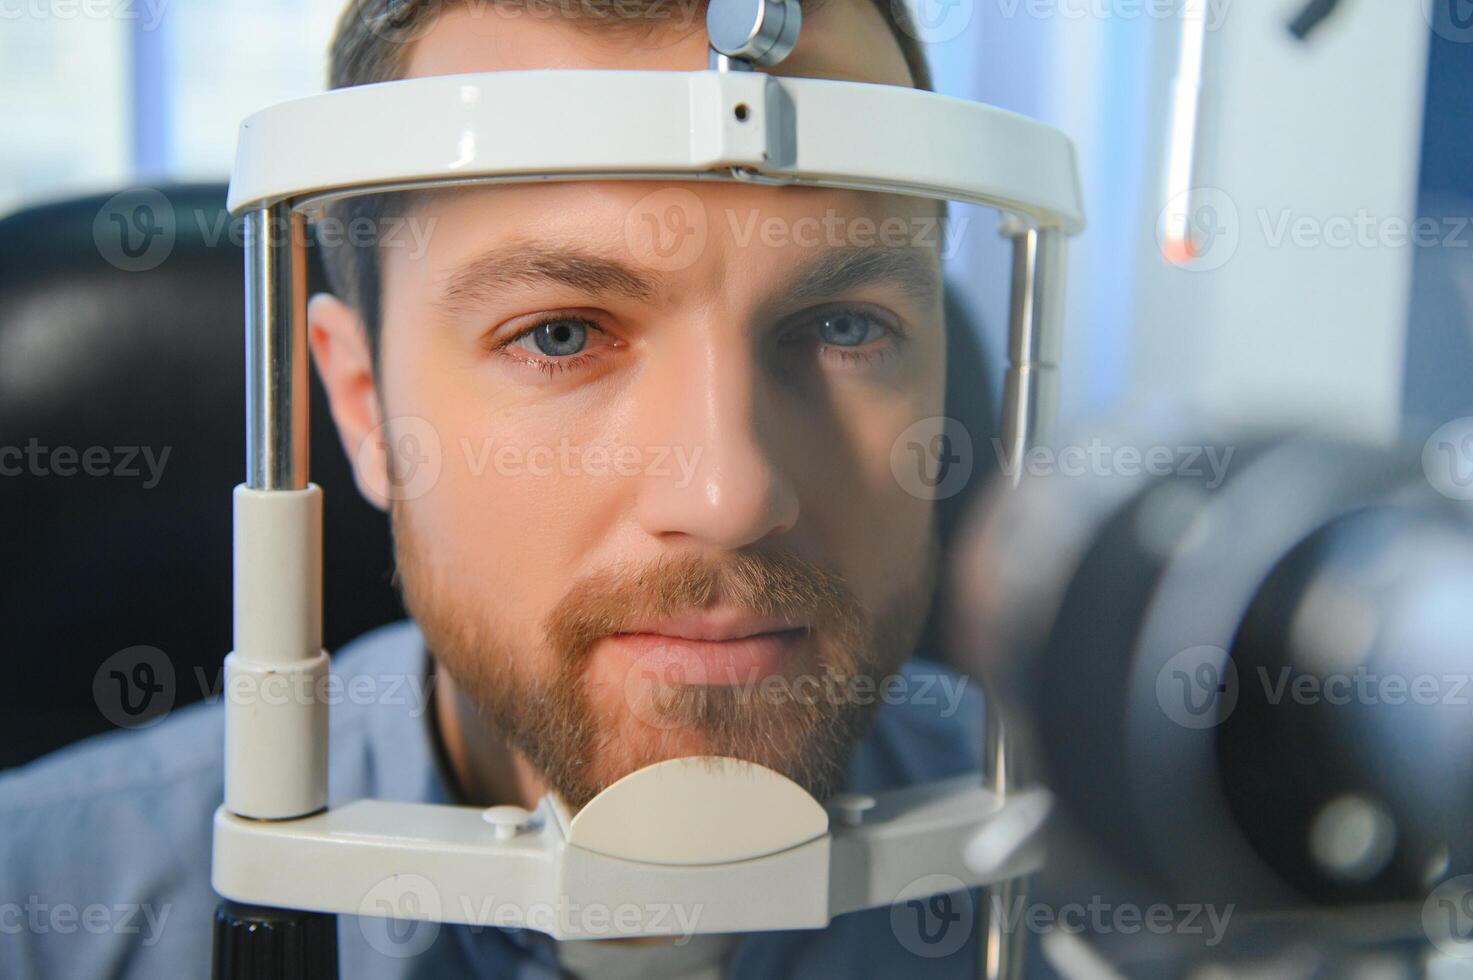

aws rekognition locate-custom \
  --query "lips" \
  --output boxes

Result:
[597,609,808,684]
[613,609,804,643]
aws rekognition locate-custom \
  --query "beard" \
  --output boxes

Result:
[391,503,938,811]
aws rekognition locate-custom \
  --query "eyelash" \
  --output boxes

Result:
[487,314,610,377]
[795,304,905,366]
[489,304,902,377]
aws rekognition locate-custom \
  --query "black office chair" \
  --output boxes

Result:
[0,183,996,769]
[0,184,403,768]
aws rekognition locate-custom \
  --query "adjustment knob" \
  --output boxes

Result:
[707,0,802,68]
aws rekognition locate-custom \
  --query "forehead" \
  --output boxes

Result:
[403,0,915,86]
[378,0,939,296]
[381,179,945,314]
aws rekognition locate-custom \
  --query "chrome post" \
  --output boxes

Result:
[979,222,1067,979]
[997,226,1065,488]
[244,203,309,491]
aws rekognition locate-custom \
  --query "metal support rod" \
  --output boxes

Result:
[996,226,1065,488]
[709,51,754,71]
[979,223,1067,979]
[980,695,1030,980]
[245,203,309,491]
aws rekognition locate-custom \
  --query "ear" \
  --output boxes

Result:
[308,292,390,512]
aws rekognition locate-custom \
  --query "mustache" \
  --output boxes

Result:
[543,551,868,663]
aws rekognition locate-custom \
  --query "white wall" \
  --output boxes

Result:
[928,0,1431,441]
[1129,0,1430,441]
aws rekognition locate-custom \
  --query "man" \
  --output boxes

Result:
[0,0,998,976]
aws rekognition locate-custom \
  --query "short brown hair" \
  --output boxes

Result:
[320,0,935,360]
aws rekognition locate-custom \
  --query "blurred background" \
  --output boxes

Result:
[1,1,341,212]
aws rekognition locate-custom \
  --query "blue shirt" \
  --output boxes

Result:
[0,619,1004,978]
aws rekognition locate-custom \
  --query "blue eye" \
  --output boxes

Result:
[817,310,883,347]
[519,319,587,356]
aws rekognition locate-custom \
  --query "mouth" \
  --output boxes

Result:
[598,609,809,684]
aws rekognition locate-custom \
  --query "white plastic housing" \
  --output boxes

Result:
[223,650,330,819]
[226,69,1084,233]
[213,761,1049,939]
[225,484,328,818]
[233,484,322,665]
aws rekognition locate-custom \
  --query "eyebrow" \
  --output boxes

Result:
[775,244,943,311]
[435,240,661,317]
[432,238,944,320]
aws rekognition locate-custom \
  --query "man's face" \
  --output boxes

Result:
[324,0,949,809]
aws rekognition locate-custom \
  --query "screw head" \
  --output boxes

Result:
[831,793,877,828]
[482,805,531,841]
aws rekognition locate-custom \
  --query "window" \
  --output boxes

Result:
[0,0,341,216]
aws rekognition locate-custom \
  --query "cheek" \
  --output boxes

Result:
[839,332,946,492]
[382,337,626,648]
[800,370,943,597]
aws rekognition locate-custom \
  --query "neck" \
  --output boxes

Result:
[431,661,550,810]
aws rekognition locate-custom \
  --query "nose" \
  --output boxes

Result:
[629,335,800,550]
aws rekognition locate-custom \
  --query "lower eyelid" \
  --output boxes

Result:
[501,350,598,376]
[489,333,610,376]
[821,343,898,363]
